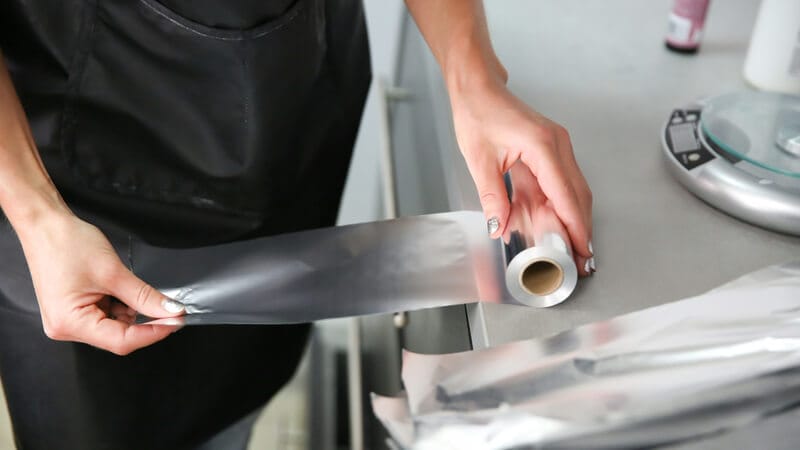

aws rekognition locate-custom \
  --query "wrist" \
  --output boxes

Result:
[443,44,508,101]
[2,185,73,239]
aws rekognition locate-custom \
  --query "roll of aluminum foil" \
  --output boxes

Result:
[139,167,578,325]
[501,164,577,307]
[372,262,800,449]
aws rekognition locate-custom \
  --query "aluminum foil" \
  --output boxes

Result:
[139,167,578,325]
[502,163,577,307]
[372,262,800,449]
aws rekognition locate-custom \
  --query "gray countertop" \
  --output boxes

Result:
[394,0,800,348]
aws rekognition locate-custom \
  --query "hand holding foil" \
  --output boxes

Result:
[404,0,592,280]
[501,163,580,307]
[12,214,184,355]
[447,79,594,269]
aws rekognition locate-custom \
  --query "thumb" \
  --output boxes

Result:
[106,264,185,319]
[464,153,511,239]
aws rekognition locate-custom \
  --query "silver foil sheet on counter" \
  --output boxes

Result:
[373,262,800,449]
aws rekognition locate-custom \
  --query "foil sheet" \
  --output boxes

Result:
[140,166,577,325]
[372,262,800,449]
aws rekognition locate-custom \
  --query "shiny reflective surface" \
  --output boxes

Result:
[502,164,578,307]
[141,211,501,324]
[373,262,800,449]
[139,184,579,325]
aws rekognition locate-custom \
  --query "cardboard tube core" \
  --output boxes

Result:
[520,260,564,296]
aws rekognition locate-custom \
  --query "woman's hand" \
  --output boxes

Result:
[16,211,185,355]
[450,80,595,275]
[0,54,183,355]
[404,0,595,275]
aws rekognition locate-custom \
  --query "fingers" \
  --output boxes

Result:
[102,262,185,319]
[463,148,512,239]
[87,315,177,356]
[28,216,185,355]
[520,126,592,259]
[558,132,593,233]
[108,301,137,325]
[43,303,180,355]
[554,131,594,275]
[515,163,594,276]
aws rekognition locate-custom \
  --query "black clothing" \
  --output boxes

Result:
[0,0,371,246]
[0,0,370,448]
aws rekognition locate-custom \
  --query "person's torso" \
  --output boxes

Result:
[0,0,371,246]
[156,0,296,29]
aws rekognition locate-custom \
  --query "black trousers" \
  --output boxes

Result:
[0,219,310,450]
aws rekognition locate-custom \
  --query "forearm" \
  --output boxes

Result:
[0,54,70,231]
[404,0,507,96]
[406,2,593,261]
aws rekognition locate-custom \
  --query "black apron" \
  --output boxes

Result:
[0,0,370,448]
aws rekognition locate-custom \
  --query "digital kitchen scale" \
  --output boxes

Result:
[661,91,800,235]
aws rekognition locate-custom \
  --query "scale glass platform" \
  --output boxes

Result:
[661,91,800,235]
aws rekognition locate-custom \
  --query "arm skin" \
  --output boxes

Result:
[405,0,595,275]
[0,54,183,355]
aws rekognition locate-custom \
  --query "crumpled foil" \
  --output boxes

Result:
[373,262,800,449]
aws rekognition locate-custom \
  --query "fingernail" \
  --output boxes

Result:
[583,259,591,274]
[487,216,500,236]
[162,298,185,314]
[588,240,594,256]
[158,317,185,327]
[589,256,596,272]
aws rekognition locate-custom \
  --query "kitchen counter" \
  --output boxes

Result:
[390,0,800,350]
[356,2,800,446]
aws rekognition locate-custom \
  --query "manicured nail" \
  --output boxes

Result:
[589,240,594,256]
[155,317,184,327]
[584,259,591,274]
[162,298,185,314]
[165,318,186,329]
[589,256,596,272]
[487,216,500,236]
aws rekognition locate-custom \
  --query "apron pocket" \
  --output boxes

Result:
[61,0,328,214]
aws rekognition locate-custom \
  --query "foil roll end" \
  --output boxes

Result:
[505,233,578,308]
